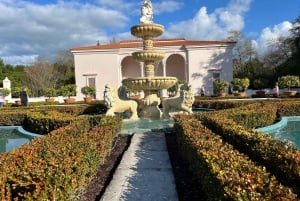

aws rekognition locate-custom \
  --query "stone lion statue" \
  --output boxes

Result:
[162,83,195,119]
[104,84,139,120]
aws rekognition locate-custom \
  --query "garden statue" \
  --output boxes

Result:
[140,0,153,24]
[162,83,195,119]
[104,84,139,120]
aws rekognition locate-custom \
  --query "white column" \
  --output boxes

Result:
[140,62,144,77]
[161,60,168,97]
[139,62,145,98]
[185,61,189,83]
[162,59,166,76]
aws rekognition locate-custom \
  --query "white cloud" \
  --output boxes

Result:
[255,21,293,55]
[164,0,253,40]
[0,0,129,65]
[2,55,39,66]
[0,0,186,65]
[163,0,294,57]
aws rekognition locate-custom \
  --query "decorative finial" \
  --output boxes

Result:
[140,0,153,24]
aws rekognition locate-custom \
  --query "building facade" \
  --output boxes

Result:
[71,38,236,100]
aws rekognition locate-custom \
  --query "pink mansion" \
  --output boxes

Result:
[71,38,235,100]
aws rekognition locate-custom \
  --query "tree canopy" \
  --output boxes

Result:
[0,51,75,97]
[227,14,300,88]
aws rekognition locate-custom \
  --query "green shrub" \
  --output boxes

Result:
[278,75,300,90]
[81,86,96,97]
[59,84,76,98]
[213,80,228,93]
[43,87,57,98]
[0,88,10,97]
[231,78,250,92]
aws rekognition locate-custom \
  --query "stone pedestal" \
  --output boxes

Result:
[139,105,161,119]
[138,92,161,119]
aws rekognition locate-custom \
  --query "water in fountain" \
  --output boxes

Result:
[257,116,300,149]
[0,126,41,153]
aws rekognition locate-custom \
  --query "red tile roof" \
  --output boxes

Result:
[70,38,235,51]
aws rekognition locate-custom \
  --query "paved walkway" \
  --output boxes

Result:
[100,132,178,201]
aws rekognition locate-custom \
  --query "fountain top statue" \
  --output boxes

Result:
[140,0,153,24]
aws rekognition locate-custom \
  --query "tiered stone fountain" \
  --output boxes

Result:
[122,0,177,119]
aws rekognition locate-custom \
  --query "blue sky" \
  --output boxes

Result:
[0,0,299,65]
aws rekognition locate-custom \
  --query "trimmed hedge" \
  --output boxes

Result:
[24,111,77,134]
[197,101,300,196]
[0,103,121,200]
[192,98,276,110]
[174,115,298,200]
[0,110,28,126]
[223,102,278,129]
[0,104,109,134]
[0,115,121,200]
[276,101,300,116]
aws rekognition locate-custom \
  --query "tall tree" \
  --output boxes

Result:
[227,30,257,63]
[53,50,75,86]
[23,59,60,96]
[275,16,300,76]
[227,31,258,80]
[289,16,300,56]
[261,36,291,72]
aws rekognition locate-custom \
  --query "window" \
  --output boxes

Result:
[212,72,220,82]
[88,77,95,88]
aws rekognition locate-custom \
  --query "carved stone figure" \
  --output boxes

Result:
[140,0,153,24]
[104,84,139,120]
[162,83,195,119]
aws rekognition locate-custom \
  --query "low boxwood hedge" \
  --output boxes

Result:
[0,103,121,200]
[174,115,298,200]
[195,101,300,196]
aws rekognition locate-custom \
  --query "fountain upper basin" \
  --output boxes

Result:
[131,24,164,38]
[122,77,177,91]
